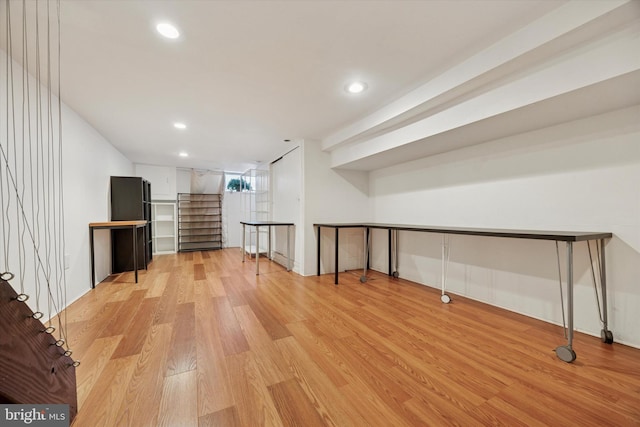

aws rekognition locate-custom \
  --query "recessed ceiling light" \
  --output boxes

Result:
[156,22,180,39]
[174,122,187,129]
[346,81,367,94]
[179,152,188,157]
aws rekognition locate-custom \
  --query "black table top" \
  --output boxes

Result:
[313,222,611,242]
[241,221,295,226]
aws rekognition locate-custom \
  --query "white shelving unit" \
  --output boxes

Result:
[152,201,177,254]
[242,168,269,256]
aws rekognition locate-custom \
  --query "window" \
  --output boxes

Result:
[225,173,251,192]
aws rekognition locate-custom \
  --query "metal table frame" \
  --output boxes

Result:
[315,222,613,363]
[89,220,148,288]
[241,221,294,275]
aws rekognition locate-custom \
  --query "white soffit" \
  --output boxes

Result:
[324,0,640,171]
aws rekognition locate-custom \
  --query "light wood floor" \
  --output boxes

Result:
[65,249,640,426]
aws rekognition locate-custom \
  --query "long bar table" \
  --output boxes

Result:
[314,222,613,363]
[89,220,148,288]
[241,221,294,275]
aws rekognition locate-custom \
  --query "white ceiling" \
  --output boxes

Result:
[1,0,566,173]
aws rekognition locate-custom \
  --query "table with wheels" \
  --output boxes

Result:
[315,222,613,363]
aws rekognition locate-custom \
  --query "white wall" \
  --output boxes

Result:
[134,164,177,200]
[271,147,302,272]
[367,106,640,347]
[0,49,133,320]
[223,191,243,247]
[301,139,370,276]
[176,168,191,194]
[64,110,133,293]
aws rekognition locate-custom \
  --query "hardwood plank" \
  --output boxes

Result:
[337,382,415,427]
[145,271,170,298]
[206,275,227,297]
[213,296,251,356]
[177,266,196,304]
[111,297,160,358]
[491,381,587,425]
[249,342,295,387]
[65,301,124,356]
[275,336,366,427]
[158,370,198,427]
[194,272,214,301]
[333,335,413,404]
[153,271,181,325]
[285,321,349,388]
[226,351,284,427]
[233,304,274,349]
[254,275,308,324]
[195,295,235,416]
[71,355,139,427]
[500,375,637,426]
[242,290,292,340]
[233,304,292,385]
[64,282,126,321]
[113,323,173,426]
[220,275,249,306]
[160,253,179,273]
[474,397,549,427]
[166,302,197,376]
[194,263,206,280]
[403,395,485,427]
[198,406,241,427]
[615,394,640,424]
[75,335,122,409]
[98,289,147,338]
[268,379,326,427]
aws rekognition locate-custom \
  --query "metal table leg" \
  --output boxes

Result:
[599,238,614,343]
[256,225,260,275]
[388,229,392,276]
[440,234,451,303]
[392,229,399,278]
[132,225,138,284]
[242,223,246,262]
[90,226,95,288]
[360,227,370,283]
[556,241,576,362]
[317,226,321,276]
[287,225,291,271]
[334,227,339,285]
[143,224,148,270]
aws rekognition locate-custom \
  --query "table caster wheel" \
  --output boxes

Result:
[359,275,367,283]
[601,329,614,344]
[555,345,576,363]
[440,294,451,304]
[392,271,399,278]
